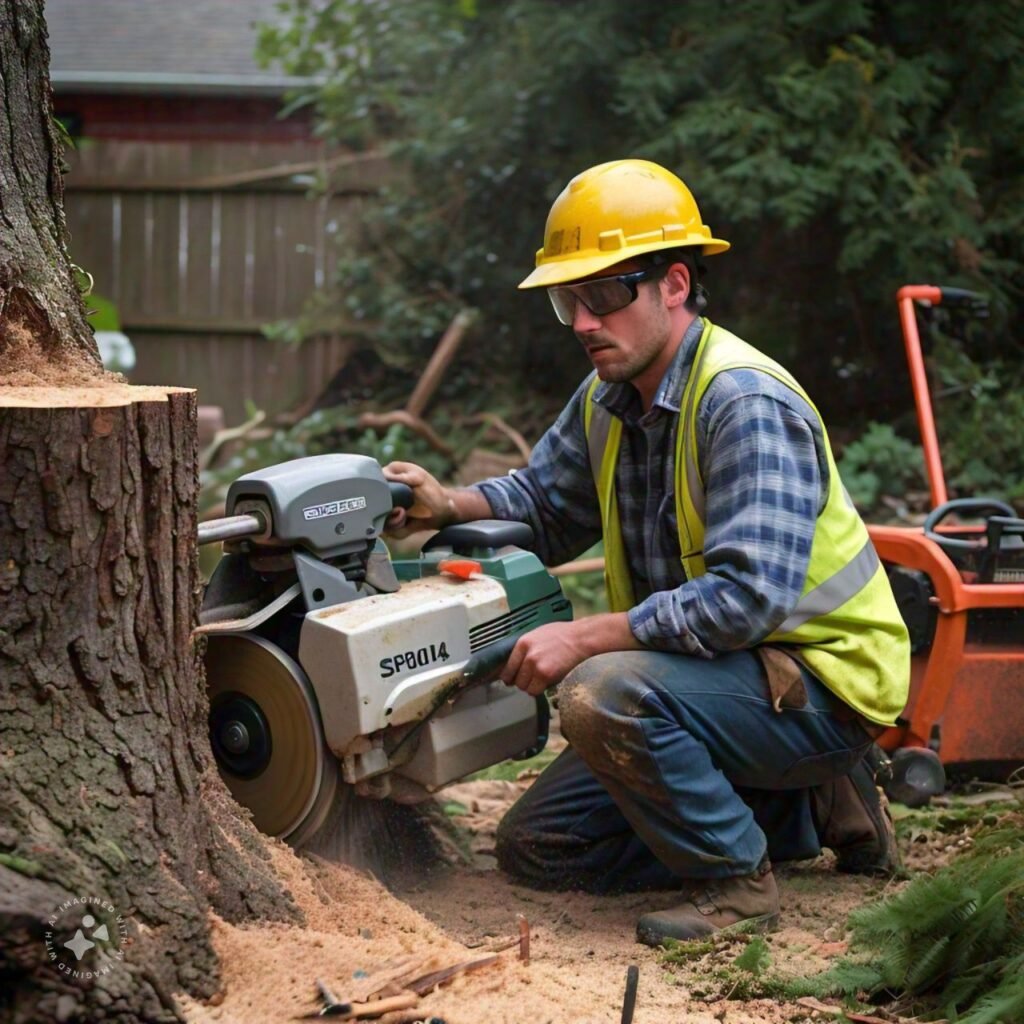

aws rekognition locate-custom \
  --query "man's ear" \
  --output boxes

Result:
[662,263,691,309]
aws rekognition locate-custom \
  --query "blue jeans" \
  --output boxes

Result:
[495,649,872,893]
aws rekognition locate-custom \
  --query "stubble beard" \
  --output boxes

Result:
[579,304,673,384]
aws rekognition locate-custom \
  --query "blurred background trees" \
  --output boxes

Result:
[247,0,1024,510]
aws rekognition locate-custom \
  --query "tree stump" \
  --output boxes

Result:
[0,385,299,1023]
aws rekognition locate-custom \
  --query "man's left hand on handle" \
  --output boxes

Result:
[500,613,641,697]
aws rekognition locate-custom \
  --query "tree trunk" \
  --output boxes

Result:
[0,1,99,384]
[0,4,299,1022]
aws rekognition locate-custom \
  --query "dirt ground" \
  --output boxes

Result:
[176,745,1011,1024]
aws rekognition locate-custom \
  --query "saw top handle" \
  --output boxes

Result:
[197,511,266,546]
[198,478,416,546]
[388,481,414,510]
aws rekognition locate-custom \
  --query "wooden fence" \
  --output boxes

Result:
[64,140,384,423]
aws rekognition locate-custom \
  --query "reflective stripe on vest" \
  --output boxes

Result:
[777,537,879,634]
[583,319,909,725]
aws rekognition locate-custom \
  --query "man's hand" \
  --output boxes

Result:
[500,614,641,696]
[382,461,458,537]
[382,461,495,537]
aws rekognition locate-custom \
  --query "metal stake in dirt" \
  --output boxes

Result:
[620,964,639,1024]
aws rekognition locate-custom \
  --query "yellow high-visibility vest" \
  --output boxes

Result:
[584,319,909,726]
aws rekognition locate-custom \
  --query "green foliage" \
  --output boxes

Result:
[657,821,1024,1019]
[733,935,772,976]
[792,824,1024,1022]
[660,936,718,964]
[892,792,1017,839]
[836,296,1024,513]
[927,326,1024,502]
[837,421,925,514]
[256,0,1024,437]
[660,931,796,1002]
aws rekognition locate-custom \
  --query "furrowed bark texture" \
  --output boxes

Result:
[0,393,300,1023]
[0,0,100,375]
[0,5,299,1020]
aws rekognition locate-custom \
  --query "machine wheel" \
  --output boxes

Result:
[205,632,338,843]
[883,747,947,808]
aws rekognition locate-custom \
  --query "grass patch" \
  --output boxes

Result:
[661,932,802,1001]
[892,795,1018,850]
[660,936,717,964]
[734,936,772,974]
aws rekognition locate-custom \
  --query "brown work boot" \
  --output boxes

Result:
[812,745,900,877]
[636,860,780,946]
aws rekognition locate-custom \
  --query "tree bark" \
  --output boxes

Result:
[0,4,300,1021]
[0,2,100,384]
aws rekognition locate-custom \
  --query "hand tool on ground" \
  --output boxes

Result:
[198,454,571,846]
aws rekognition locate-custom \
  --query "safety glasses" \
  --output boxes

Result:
[547,264,669,326]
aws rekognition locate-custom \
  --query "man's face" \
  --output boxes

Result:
[563,261,677,384]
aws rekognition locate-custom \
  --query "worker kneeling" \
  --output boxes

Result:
[384,159,909,945]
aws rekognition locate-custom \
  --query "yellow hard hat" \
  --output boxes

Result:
[518,159,730,290]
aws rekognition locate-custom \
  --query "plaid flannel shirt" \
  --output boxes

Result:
[473,318,831,656]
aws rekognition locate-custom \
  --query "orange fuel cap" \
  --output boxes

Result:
[438,559,483,580]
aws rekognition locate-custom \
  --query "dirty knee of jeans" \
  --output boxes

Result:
[558,656,646,752]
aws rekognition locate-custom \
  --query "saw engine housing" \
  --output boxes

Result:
[199,455,572,844]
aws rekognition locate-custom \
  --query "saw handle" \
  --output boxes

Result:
[388,481,415,510]
[197,511,266,546]
[461,634,519,686]
[199,483,413,546]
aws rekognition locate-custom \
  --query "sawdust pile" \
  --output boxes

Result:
[0,317,111,387]
[175,839,657,1024]
[174,798,877,1024]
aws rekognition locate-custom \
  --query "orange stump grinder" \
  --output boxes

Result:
[870,286,1024,805]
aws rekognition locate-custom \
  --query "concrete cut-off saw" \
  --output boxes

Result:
[197,454,571,848]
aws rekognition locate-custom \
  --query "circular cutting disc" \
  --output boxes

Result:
[205,632,336,841]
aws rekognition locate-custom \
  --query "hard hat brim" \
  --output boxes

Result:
[517,238,731,290]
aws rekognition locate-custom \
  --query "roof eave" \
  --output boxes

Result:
[51,70,317,98]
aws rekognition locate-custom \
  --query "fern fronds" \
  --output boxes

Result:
[790,823,1024,1021]
[955,968,1024,1024]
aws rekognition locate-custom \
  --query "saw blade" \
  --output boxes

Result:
[205,632,336,841]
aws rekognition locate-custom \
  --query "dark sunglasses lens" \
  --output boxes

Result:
[578,278,634,316]
[548,278,636,325]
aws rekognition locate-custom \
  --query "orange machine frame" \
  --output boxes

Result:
[868,286,1024,770]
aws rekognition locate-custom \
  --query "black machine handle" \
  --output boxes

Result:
[936,287,989,316]
[422,519,535,553]
[979,516,1024,583]
[985,515,1024,546]
[388,481,415,510]
[460,634,519,686]
[923,497,1018,552]
[458,634,550,759]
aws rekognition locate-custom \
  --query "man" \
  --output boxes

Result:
[384,159,909,945]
